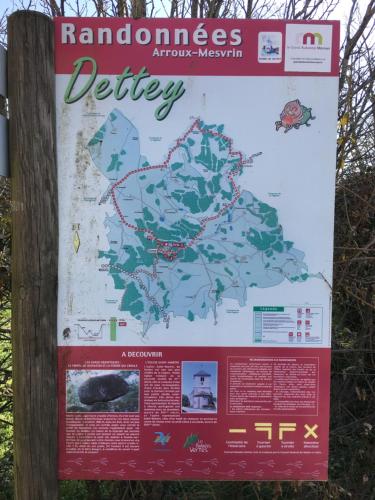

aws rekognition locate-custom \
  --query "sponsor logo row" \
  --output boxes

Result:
[154,423,319,451]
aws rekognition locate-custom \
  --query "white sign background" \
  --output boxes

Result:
[57,74,338,347]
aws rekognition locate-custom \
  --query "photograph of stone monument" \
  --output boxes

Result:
[66,369,140,413]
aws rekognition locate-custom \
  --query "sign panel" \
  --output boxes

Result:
[55,18,339,480]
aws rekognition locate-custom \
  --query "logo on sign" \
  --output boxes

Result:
[183,433,199,448]
[183,433,212,453]
[258,32,282,64]
[154,432,171,446]
[298,32,323,46]
[285,24,333,73]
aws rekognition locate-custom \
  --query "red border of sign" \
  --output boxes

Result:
[54,18,340,77]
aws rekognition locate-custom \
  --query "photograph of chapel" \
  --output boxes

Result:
[181,361,218,414]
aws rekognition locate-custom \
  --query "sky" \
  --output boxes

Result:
[0,0,362,24]
[2,0,369,50]
[1,0,367,49]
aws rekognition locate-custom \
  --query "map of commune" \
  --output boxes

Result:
[88,109,309,334]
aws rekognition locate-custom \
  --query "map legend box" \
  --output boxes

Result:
[253,306,323,344]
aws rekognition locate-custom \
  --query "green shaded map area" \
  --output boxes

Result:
[88,109,309,333]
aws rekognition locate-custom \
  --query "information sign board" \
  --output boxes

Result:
[56,18,339,480]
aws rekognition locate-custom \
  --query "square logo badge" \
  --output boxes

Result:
[258,32,282,63]
[285,24,333,72]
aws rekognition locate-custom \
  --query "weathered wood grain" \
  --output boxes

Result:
[8,11,58,500]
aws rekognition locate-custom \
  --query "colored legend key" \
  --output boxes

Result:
[110,317,117,341]
[253,305,323,344]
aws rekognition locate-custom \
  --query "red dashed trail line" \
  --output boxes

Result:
[110,119,253,262]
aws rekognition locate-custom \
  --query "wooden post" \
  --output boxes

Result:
[0,45,8,177]
[8,11,58,500]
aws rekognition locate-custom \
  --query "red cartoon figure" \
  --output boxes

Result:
[276,99,315,133]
